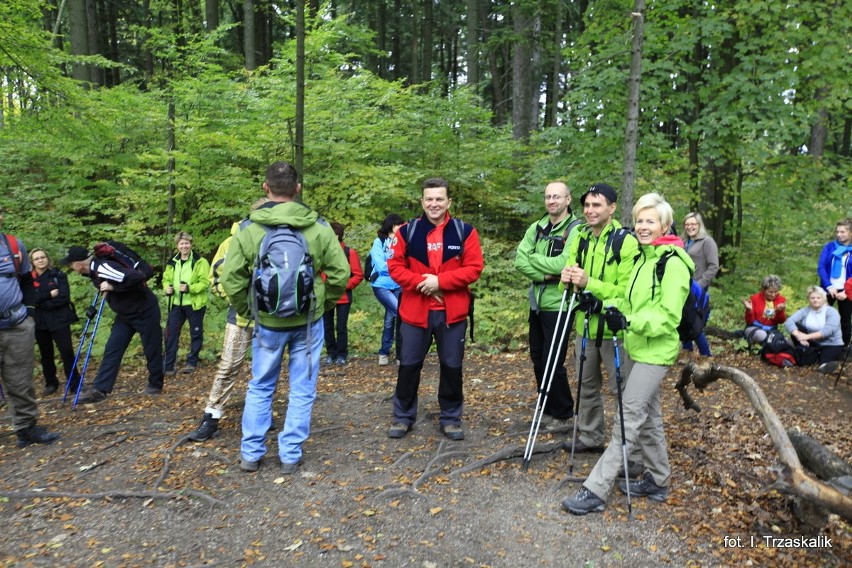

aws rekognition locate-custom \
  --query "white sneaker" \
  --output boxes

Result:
[378,355,389,366]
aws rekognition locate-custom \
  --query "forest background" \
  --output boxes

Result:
[0,0,849,360]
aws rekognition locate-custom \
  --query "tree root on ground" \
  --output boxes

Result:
[0,488,224,506]
[448,440,562,477]
[677,361,852,521]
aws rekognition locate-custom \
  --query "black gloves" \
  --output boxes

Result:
[84,305,98,320]
[604,307,628,333]
[578,293,602,314]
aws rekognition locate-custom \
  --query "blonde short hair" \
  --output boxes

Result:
[806,286,827,301]
[632,193,673,232]
[683,212,708,239]
[175,231,193,244]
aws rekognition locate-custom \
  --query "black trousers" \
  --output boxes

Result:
[34,326,79,387]
[528,309,575,419]
[93,303,164,393]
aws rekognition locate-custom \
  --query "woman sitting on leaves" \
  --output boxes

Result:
[22,248,80,395]
[742,274,787,346]
[785,286,844,374]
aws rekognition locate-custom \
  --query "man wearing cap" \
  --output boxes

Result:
[560,184,641,473]
[63,245,164,403]
[0,214,61,447]
[514,181,582,424]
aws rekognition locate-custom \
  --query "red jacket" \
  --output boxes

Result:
[335,243,364,305]
[744,291,787,327]
[388,213,483,328]
[845,277,852,298]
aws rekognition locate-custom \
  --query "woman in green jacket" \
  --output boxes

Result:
[562,192,692,515]
[163,231,210,375]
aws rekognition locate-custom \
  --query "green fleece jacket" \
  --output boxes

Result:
[163,250,210,311]
[220,201,349,329]
[514,213,581,312]
[611,241,694,366]
[564,221,640,339]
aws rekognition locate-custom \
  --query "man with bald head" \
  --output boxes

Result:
[514,181,582,425]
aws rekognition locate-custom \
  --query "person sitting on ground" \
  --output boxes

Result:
[784,286,844,374]
[22,248,80,396]
[742,274,787,346]
[323,222,364,365]
[163,231,210,375]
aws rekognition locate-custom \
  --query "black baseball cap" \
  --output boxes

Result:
[60,246,89,264]
[580,183,618,205]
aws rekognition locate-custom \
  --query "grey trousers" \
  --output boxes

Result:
[203,322,252,420]
[584,362,671,500]
[0,317,39,431]
[574,336,635,447]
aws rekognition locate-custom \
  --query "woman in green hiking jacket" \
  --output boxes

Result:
[562,192,691,516]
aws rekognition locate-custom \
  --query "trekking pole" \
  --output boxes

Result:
[568,312,591,476]
[610,318,632,520]
[834,340,851,389]
[71,293,107,409]
[64,291,100,401]
[522,291,578,472]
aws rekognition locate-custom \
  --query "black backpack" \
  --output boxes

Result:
[655,250,707,342]
[93,241,154,280]
[251,224,315,319]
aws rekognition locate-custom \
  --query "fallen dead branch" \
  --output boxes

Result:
[0,488,224,506]
[677,361,852,521]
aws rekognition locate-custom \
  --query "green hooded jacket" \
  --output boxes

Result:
[163,250,210,311]
[611,242,694,366]
[564,221,640,339]
[220,201,349,329]
[514,212,581,312]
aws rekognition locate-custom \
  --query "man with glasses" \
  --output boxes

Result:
[514,181,582,425]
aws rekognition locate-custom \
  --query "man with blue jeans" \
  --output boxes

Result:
[221,162,348,474]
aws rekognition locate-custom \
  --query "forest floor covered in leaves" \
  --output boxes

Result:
[1,343,850,567]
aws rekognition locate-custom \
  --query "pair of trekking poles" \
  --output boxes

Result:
[63,291,108,408]
[521,290,634,517]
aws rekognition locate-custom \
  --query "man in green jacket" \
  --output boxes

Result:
[514,181,582,423]
[220,161,349,475]
[560,184,640,466]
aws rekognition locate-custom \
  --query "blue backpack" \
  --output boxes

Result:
[655,251,708,341]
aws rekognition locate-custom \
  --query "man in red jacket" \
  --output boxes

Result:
[386,178,484,441]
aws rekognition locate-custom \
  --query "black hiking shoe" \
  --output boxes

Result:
[562,487,606,515]
[818,361,839,374]
[440,424,465,441]
[239,458,260,472]
[280,460,302,475]
[561,438,605,453]
[77,387,107,404]
[43,383,59,396]
[188,413,219,442]
[16,425,61,448]
[388,423,412,439]
[617,472,669,502]
[617,460,645,479]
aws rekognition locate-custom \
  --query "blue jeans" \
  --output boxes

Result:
[682,306,712,356]
[240,319,324,465]
[372,287,400,356]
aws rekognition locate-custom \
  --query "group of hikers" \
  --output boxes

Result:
[0,166,849,517]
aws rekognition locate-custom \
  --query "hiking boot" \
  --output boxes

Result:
[77,387,107,404]
[188,413,219,442]
[336,357,347,365]
[818,361,839,374]
[43,383,59,396]
[440,424,465,441]
[239,458,260,472]
[144,386,162,395]
[617,472,669,502]
[164,369,177,377]
[16,425,60,448]
[378,354,390,366]
[324,356,334,365]
[562,487,606,515]
[388,423,412,439]
[280,460,302,475]
[180,365,196,374]
[561,438,605,453]
[617,460,645,479]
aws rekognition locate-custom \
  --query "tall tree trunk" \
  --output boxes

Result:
[420,0,432,83]
[68,0,90,83]
[466,0,479,91]
[142,0,154,79]
[544,0,562,128]
[809,94,828,159]
[511,2,536,140]
[244,0,256,70]
[166,100,176,266]
[295,0,305,197]
[621,0,645,225]
[206,0,219,31]
[84,0,100,84]
[392,0,401,81]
